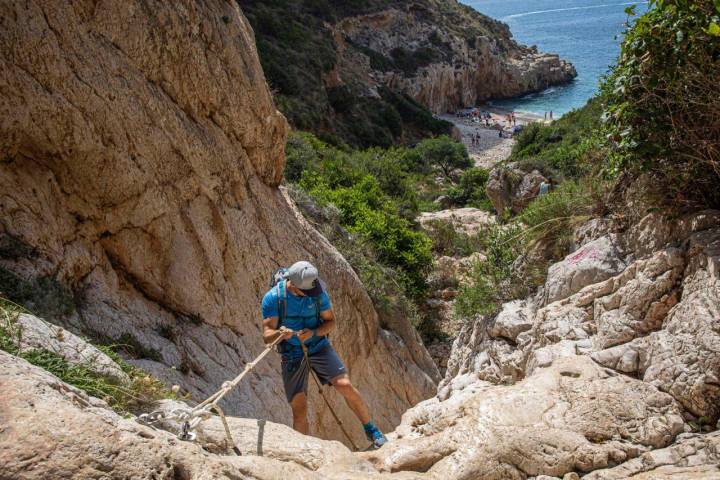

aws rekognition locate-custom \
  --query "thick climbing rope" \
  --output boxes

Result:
[138,334,285,455]
[301,343,360,451]
[139,332,362,454]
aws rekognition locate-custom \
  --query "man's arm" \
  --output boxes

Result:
[262,316,294,344]
[316,308,335,336]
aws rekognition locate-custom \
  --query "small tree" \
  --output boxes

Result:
[413,135,471,180]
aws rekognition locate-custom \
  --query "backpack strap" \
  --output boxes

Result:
[313,296,321,323]
[276,279,287,330]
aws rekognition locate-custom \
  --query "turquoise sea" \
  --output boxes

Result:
[461,0,648,117]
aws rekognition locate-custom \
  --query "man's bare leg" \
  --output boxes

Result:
[330,374,370,424]
[290,392,309,434]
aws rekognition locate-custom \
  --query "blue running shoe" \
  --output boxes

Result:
[363,421,387,449]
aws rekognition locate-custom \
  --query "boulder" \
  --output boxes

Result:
[362,356,686,480]
[544,235,626,304]
[486,165,548,215]
[489,299,534,342]
[14,312,129,383]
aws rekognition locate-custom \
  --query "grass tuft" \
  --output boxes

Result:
[0,297,176,415]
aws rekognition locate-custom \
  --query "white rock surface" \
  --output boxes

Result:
[544,235,626,304]
[15,312,129,383]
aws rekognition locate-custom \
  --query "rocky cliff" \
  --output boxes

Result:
[334,2,576,114]
[4,211,719,479]
[0,0,438,447]
[239,0,576,147]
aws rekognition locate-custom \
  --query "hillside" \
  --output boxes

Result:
[239,0,576,147]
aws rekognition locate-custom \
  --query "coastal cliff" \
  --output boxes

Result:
[239,0,576,147]
[335,3,576,113]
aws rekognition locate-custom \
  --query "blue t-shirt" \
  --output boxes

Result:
[262,282,332,357]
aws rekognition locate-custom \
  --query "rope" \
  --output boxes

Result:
[139,332,362,453]
[138,334,285,454]
[301,343,360,451]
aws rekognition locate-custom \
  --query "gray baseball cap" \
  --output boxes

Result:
[286,261,324,297]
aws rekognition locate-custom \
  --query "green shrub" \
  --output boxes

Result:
[424,220,484,258]
[0,297,175,414]
[286,133,434,295]
[602,0,720,208]
[517,179,606,259]
[445,167,491,208]
[455,223,544,317]
[510,98,604,179]
[411,135,472,180]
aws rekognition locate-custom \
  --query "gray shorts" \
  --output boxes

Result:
[281,343,347,402]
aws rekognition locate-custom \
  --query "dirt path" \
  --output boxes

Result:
[441,107,545,169]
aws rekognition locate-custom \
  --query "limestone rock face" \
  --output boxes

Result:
[486,165,548,215]
[362,356,686,480]
[0,0,436,447]
[544,235,626,304]
[438,211,720,475]
[584,432,720,479]
[15,312,129,383]
[335,7,576,114]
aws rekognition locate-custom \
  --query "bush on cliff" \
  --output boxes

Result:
[286,132,434,295]
[0,298,175,414]
[510,98,604,179]
[602,0,720,209]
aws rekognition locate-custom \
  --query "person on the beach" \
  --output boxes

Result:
[550,110,554,120]
[544,111,547,120]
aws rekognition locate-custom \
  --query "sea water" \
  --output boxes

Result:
[461,0,648,117]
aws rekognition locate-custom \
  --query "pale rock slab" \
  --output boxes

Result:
[362,357,686,480]
[14,312,129,383]
[419,208,495,236]
[544,235,626,304]
[584,432,720,479]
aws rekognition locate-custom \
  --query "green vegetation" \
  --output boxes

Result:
[285,131,489,340]
[412,135,472,180]
[0,297,175,414]
[286,132,435,294]
[602,0,720,208]
[455,178,607,316]
[424,220,484,258]
[239,0,455,147]
[455,222,539,317]
[445,167,492,210]
[510,98,604,179]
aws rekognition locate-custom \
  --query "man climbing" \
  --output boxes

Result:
[261,260,388,449]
